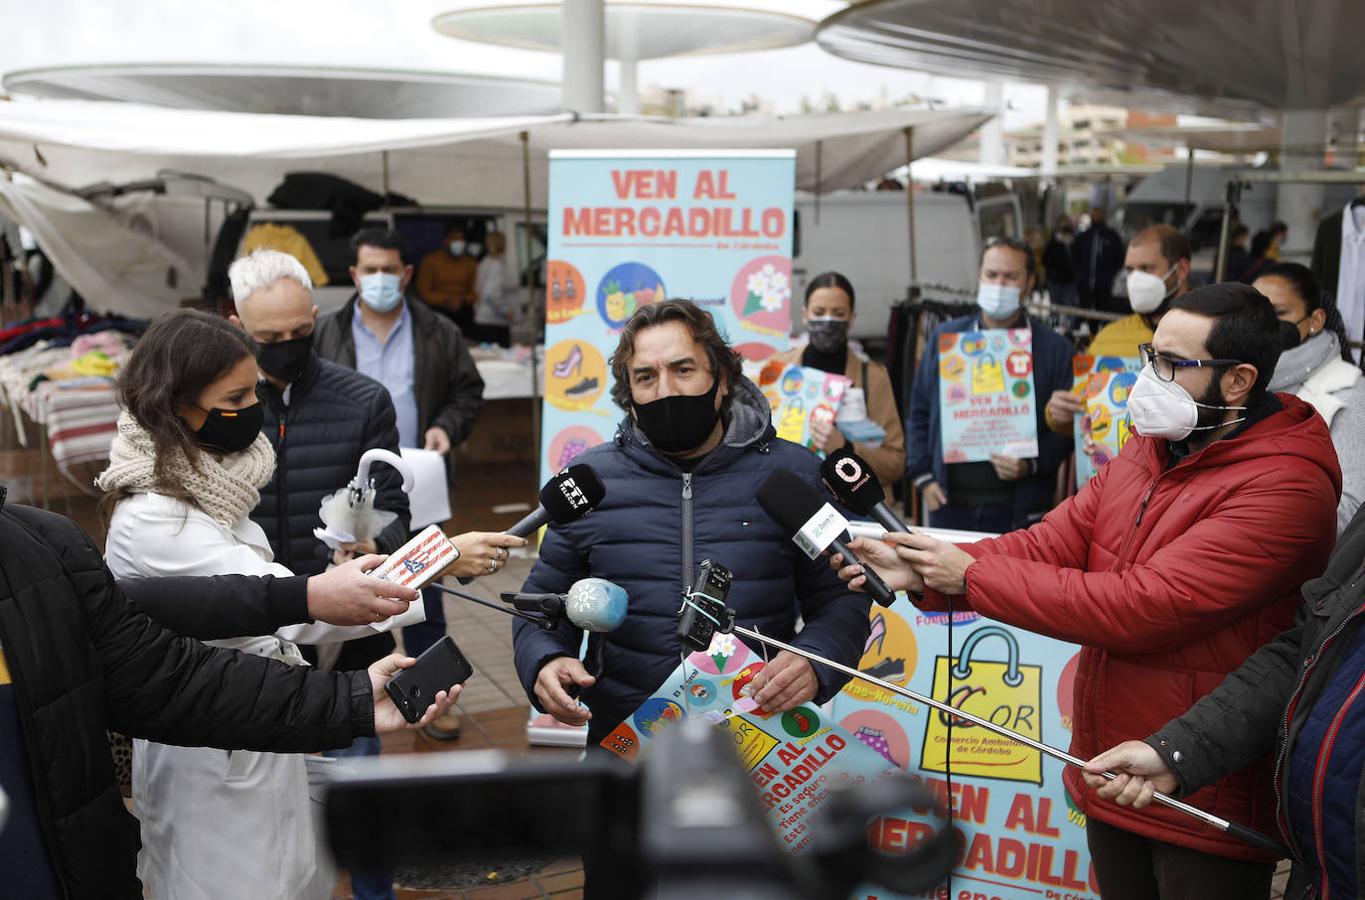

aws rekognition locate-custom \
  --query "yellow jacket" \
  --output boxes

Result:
[241,224,329,286]
[416,250,478,313]
[1046,314,1152,434]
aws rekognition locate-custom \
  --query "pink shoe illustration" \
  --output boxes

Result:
[864,612,887,656]
[554,344,583,379]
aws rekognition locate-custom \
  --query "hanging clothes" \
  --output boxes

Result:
[1336,202,1365,364]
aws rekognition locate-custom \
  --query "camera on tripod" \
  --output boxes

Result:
[677,558,736,652]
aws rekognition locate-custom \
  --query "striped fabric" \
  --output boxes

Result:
[33,379,121,479]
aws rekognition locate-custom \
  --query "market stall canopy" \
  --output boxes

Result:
[432,2,815,60]
[3,64,563,119]
[0,100,991,315]
[1099,123,1284,155]
[0,100,993,205]
[817,0,1365,116]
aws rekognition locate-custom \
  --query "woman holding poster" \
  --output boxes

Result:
[771,272,906,487]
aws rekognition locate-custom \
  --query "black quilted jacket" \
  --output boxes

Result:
[0,495,374,899]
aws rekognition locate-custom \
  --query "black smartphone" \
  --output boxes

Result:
[385,636,475,724]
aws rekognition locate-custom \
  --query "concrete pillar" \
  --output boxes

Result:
[1332,106,1361,167]
[617,14,639,115]
[1041,85,1060,176]
[979,80,1006,167]
[562,0,605,113]
[1277,108,1328,260]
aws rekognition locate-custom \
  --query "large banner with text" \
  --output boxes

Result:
[831,597,1099,900]
[541,150,796,482]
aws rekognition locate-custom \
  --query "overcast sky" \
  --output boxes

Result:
[1,0,1049,128]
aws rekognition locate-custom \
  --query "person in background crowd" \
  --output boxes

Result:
[1042,216,1077,308]
[1225,224,1252,282]
[416,223,479,331]
[316,227,487,740]
[1243,224,1286,284]
[841,283,1341,900]
[1084,501,1365,900]
[94,310,431,900]
[1255,261,1365,534]
[1071,206,1125,314]
[0,492,457,900]
[770,271,906,489]
[228,249,521,899]
[907,237,1074,534]
[470,231,520,347]
[1046,225,1192,436]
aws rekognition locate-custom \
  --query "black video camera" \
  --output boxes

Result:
[676,558,736,652]
[324,719,955,899]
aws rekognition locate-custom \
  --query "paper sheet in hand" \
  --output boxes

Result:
[400,448,451,529]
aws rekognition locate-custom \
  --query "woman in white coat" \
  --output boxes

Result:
[1255,261,1365,534]
[96,311,427,900]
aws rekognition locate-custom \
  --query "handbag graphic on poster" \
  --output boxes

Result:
[921,625,1043,786]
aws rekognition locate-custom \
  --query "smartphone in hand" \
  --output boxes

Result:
[385,636,474,724]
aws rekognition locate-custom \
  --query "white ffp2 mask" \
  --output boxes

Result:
[1127,364,1246,441]
[1126,266,1176,314]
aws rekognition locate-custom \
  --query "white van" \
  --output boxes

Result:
[792,189,1023,342]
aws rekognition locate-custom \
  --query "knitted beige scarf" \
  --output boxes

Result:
[96,410,276,528]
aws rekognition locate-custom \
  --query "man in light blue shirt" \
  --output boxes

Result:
[316,228,486,752]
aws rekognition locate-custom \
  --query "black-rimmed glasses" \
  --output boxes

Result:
[1138,343,1241,382]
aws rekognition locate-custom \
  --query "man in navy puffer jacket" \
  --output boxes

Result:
[513,300,871,745]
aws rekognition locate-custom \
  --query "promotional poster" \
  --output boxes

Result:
[938,329,1039,464]
[1072,355,1140,486]
[541,150,796,483]
[831,598,1097,900]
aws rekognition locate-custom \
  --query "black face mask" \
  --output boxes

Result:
[631,380,722,454]
[805,318,850,355]
[193,402,264,454]
[256,334,313,384]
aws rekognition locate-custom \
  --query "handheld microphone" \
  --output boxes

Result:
[457,464,607,584]
[820,448,912,534]
[505,578,628,692]
[507,464,606,538]
[756,469,896,607]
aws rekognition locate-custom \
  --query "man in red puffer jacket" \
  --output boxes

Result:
[837,283,1341,900]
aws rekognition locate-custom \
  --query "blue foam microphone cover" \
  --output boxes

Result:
[565,578,628,632]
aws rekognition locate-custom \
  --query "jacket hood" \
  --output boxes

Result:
[1130,392,1343,495]
[1268,331,1341,393]
[618,374,774,469]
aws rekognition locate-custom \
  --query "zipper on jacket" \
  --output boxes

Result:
[0,619,71,899]
[1272,606,1365,862]
[1307,671,1365,899]
[1115,477,1161,571]
[681,473,695,597]
[275,414,290,568]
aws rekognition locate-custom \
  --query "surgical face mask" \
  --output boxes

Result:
[1126,265,1177,314]
[466,242,483,257]
[805,317,850,355]
[359,273,403,313]
[631,379,722,454]
[976,282,1022,319]
[193,402,264,454]
[1127,364,1246,442]
[449,241,467,256]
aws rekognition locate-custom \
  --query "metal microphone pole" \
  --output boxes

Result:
[730,625,1289,858]
[429,582,555,630]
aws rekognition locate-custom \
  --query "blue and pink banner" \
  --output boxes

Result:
[831,595,1099,900]
[540,150,796,482]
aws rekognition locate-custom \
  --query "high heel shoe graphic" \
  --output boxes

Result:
[864,612,887,656]
[554,344,583,379]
